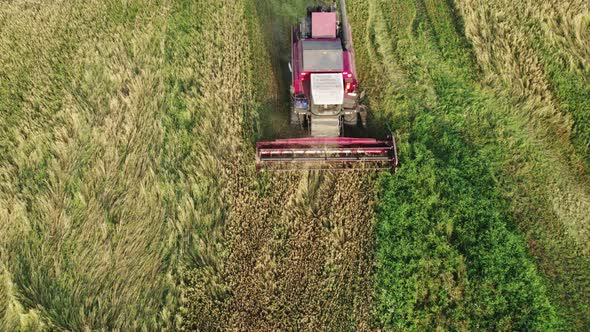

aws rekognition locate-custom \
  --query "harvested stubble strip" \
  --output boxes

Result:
[224,170,377,331]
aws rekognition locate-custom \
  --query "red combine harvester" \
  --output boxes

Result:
[256,0,398,171]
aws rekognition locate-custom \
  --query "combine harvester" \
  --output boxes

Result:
[256,0,398,172]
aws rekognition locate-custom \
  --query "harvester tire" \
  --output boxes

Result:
[290,108,301,126]
[343,113,358,126]
[359,105,368,128]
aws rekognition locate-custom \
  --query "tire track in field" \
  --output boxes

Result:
[224,170,377,331]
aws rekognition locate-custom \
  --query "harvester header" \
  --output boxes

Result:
[256,135,398,171]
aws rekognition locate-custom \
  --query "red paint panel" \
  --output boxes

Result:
[311,12,337,38]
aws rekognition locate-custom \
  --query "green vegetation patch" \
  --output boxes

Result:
[374,83,558,330]
[348,0,576,329]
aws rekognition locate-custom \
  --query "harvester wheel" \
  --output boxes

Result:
[290,108,302,126]
[343,112,358,126]
[359,105,368,128]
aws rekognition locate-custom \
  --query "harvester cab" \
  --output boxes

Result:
[256,0,398,172]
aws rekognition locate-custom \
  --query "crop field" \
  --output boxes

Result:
[1,0,588,331]
[347,0,590,329]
